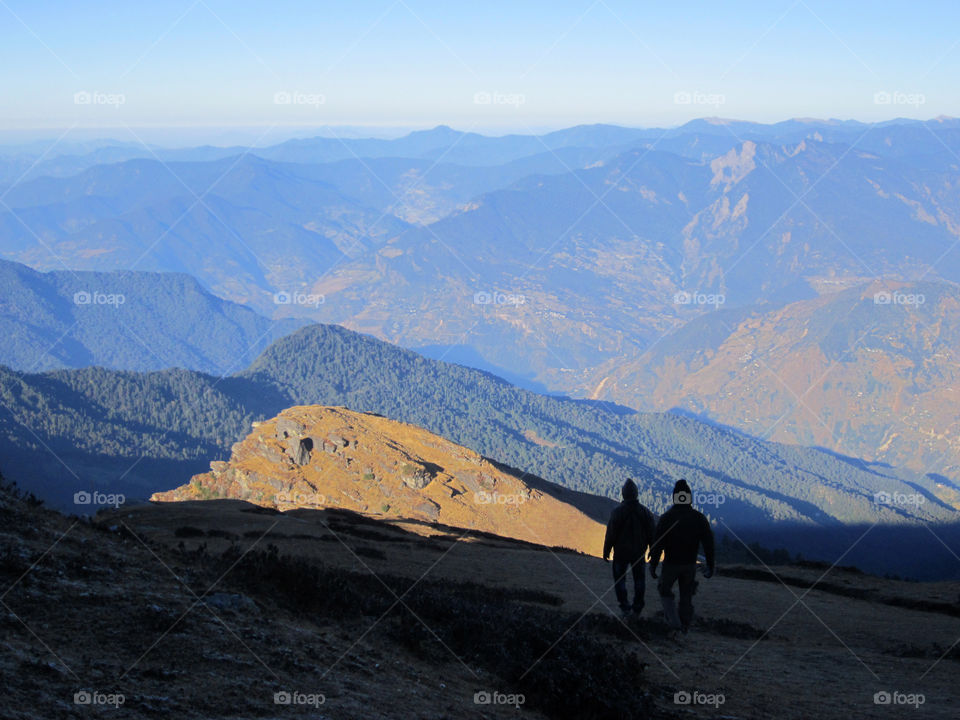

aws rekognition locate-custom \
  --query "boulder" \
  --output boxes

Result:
[250,442,285,465]
[285,436,313,465]
[402,467,433,490]
[275,417,306,440]
[455,470,482,493]
[413,499,440,522]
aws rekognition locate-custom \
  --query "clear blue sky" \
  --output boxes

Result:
[1,0,958,143]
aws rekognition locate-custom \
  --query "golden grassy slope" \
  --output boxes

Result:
[151,405,605,556]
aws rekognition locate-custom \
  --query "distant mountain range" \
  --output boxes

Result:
[3,119,960,575]
[8,119,960,376]
[4,117,960,183]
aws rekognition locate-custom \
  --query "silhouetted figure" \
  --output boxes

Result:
[603,478,655,617]
[649,479,715,633]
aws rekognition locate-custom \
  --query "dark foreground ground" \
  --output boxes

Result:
[2,490,959,719]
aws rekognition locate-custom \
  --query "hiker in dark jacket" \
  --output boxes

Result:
[603,479,655,617]
[649,479,715,633]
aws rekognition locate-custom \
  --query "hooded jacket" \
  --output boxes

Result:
[603,482,655,562]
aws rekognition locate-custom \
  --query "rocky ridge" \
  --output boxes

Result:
[151,405,606,555]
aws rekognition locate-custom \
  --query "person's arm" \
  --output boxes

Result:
[643,508,656,557]
[701,515,716,576]
[649,515,666,575]
[603,508,620,561]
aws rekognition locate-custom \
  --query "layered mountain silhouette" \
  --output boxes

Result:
[301,135,960,382]
[3,120,960,578]
[7,120,960,331]
[2,323,957,576]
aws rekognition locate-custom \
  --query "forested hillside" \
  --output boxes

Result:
[0,259,305,373]
[3,324,956,569]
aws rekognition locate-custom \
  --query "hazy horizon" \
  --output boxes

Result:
[0,114,956,150]
[3,0,959,145]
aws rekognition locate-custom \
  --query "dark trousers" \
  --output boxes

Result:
[612,557,646,612]
[658,562,698,630]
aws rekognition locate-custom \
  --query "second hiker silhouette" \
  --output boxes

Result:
[649,479,716,634]
[603,478,655,617]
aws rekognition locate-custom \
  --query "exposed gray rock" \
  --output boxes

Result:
[284,437,313,465]
[455,471,482,493]
[275,417,305,440]
[262,444,286,465]
[263,476,285,491]
[413,499,440,522]
[402,467,433,490]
